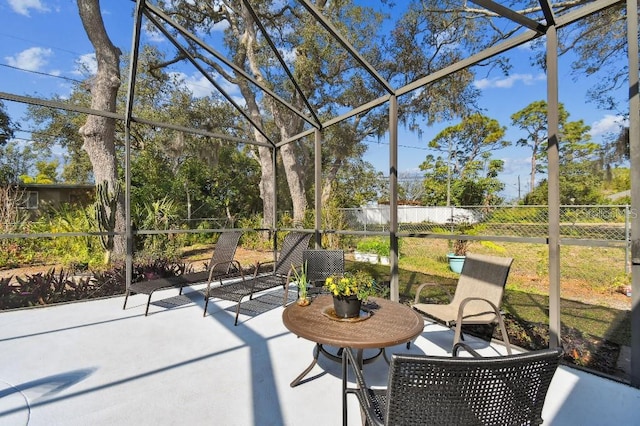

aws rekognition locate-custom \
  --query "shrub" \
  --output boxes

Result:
[0,276,18,309]
[356,237,393,257]
[0,259,188,310]
[237,215,271,250]
[14,269,75,307]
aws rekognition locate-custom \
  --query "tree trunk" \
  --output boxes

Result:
[273,110,307,226]
[279,141,307,226]
[77,0,126,259]
[257,145,275,228]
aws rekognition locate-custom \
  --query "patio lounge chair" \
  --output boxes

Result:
[412,253,514,354]
[203,231,312,325]
[342,345,563,425]
[123,231,242,316]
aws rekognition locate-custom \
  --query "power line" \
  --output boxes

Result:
[363,139,431,151]
[0,63,84,84]
[0,32,84,57]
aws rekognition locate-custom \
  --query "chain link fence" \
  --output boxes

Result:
[337,205,631,303]
[340,205,629,240]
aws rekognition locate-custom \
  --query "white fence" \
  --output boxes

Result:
[348,205,478,225]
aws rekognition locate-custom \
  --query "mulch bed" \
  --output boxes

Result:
[464,314,627,382]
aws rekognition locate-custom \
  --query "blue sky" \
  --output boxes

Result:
[0,0,630,201]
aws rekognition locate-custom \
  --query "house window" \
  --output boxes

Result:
[19,191,39,209]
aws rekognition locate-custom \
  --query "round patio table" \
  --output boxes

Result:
[282,295,424,387]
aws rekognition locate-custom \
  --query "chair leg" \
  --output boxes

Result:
[283,286,289,306]
[144,294,153,316]
[123,290,130,309]
[203,295,210,317]
[233,300,242,325]
[453,321,512,355]
[496,315,513,355]
[453,322,464,350]
[342,348,348,426]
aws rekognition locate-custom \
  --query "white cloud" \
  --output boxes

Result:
[73,53,98,76]
[501,156,531,175]
[169,72,216,98]
[143,27,166,43]
[212,20,229,32]
[590,114,628,137]
[170,72,244,102]
[7,0,49,16]
[230,95,246,108]
[5,47,52,71]
[218,79,241,97]
[474,73,545,90]
[278,47,297,66]
[189,75,217,98]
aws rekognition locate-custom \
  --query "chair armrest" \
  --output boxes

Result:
[343,347,368,388]
[254,260,276,277]
[456,296,502,324]
[414,282,452,304]
[208,260,244,282]
[452,342,483,357]
[205,260,245,294]
[285,260,307,283]
[342,348,384,426]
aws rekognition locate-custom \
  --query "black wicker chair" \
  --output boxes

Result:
[302,249,345,297]
[123,231,242,316]
[342,345,563,426]
[203,231,312,325]
[289,249,345,387]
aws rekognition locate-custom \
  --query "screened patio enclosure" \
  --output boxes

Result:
[0,0,638,386]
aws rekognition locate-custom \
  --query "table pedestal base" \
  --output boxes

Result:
[290,344,385,387]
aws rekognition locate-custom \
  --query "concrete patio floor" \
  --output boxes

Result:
[0,284,638,426]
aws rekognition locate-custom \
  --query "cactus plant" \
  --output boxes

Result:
[95,181,121,264]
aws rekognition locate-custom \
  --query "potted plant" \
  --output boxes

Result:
[324,270,375,318]
[372,238,391,265]
[355,238,381,263]
[356,237,397,264]
[291,262,310,306]
[375,238,402,265]
[447,239,470,273]
[447,217,474,273]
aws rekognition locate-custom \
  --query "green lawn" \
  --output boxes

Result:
[347,236,631,347]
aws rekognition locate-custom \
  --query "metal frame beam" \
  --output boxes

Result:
[314,129,322,247]
[123,0,144,295]
[0,92,268,147]
[538,0,556,26]
[470,0,548,33]
[241,0,321,128]
[145,1,319,130]
[627,0,640,387]
[297,0,394,95]
[546,24,561,349]
[144,9,276,147]
[389,95,399,302]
